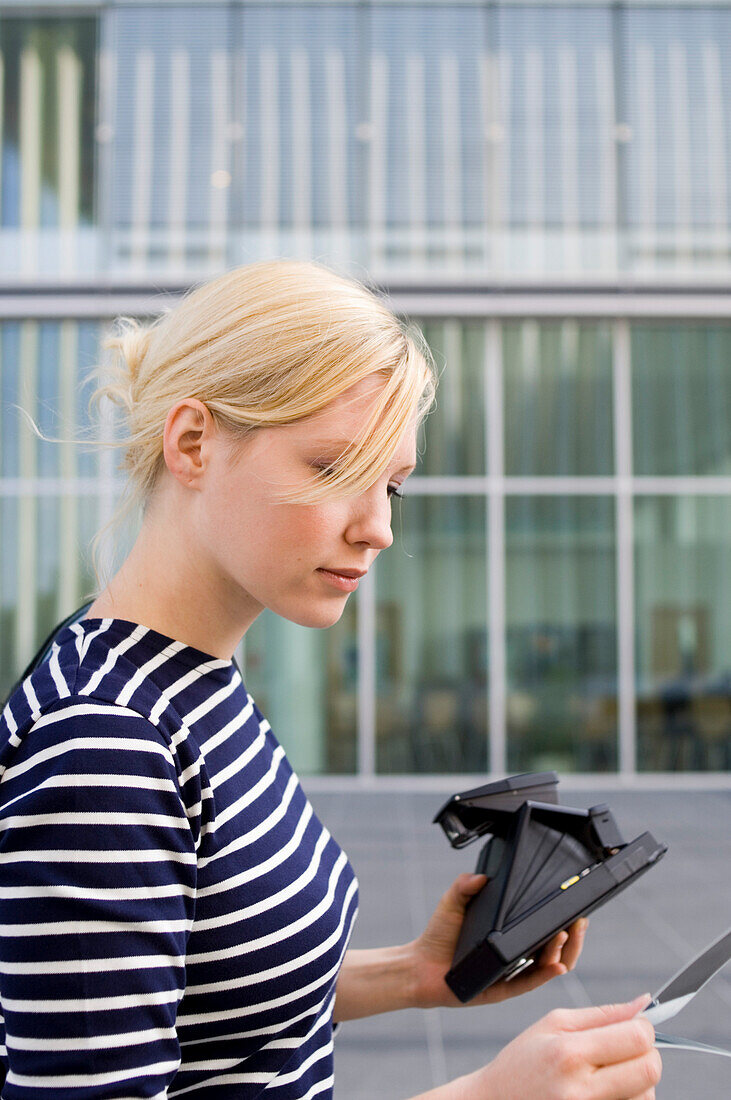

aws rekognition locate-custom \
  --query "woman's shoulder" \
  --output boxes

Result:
[0,664,178,785]
[0,615,233,773]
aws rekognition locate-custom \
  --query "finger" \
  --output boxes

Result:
[580,1017,656,1067]
[551,994,653,1033]
[539,930,569,967]
[560,917,589,971]
[459,873,488,896]
[438,873,487,917]
[497,960,566,997]
[592,1049,662,1098]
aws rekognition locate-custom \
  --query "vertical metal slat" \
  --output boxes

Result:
[486,319,506,775]
[20,44,42,277]
[16,323,39,665]
[595,44,618,273]
[368,52,387,272]
[168,49,190,271]
[96,43,116,275]
[57,44,82,277]
[613,319,636,776]
[259,49,280,257]
[131,49,154,272]
[559,46,579,273]
[702,41,727,253]
[290,48,312,259]
[58,320,79,617]
[440,52,462,272]
[357,569,376,780]
[325,49,348,256]
[406,54,426,268]
[635,42,657,272]
[524,47,544,274]
[668,42,692,266]
[209,49,230,268]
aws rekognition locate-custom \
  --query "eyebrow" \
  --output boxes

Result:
[313,439,416,472]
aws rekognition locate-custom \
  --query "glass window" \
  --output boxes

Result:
[635,496,731,772]
[503,320,614,476]
[632,324,731,476]
[0,16,97,272]
[0,492,100,701]
[506,496,618,773]
[369,4,487,264]
[417,319,486,476]
[0,495,19,700]
[621,6,731,234]
[238,5,361,237]
[111,5,232,270]
[1,321,21,479]
[376,495,487,774]
[242,602,357,776]
[1,318,110,481]
[496,4,614,233]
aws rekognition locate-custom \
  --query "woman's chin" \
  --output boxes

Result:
[284,599,349,630]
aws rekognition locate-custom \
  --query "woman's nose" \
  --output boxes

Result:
[345,490,394,551]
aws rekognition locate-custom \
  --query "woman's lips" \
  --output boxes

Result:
[316,568,362,592]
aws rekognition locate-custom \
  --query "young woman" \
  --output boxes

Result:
[0,261,661,1099]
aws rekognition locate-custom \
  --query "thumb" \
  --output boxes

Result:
[460,872,488,895]
[557,994,652,1032]
[451,873,487,906]
[437,874,487,918]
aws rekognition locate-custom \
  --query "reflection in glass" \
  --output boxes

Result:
[376,496,487,774]
[632,325,731,476]
[242,600,357,776]
[1,318,109,480]
[369,3,486,263]
[0,496,19,701]
[111,4,231,263]
[622,6,731,268]
[503,320,614,476]
[496,5,614,232]
[0,16,97,274]
[237,5,361,233]
[0,493,100,702]
[506,497,617,773]
[635,496,731,771]
[417,320,485,476]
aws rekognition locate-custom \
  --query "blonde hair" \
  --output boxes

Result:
[86,260,437,587]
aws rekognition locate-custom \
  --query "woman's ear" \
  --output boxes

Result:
[162,399,214,488]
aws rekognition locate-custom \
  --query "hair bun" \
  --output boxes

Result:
[118,323,152,383]
[100,318,153,414]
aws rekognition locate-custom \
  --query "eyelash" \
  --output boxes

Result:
[312,463,403,500]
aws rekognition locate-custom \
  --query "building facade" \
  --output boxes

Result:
[1,0,730,779]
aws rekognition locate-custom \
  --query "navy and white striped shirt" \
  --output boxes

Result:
[0,617,358,1098]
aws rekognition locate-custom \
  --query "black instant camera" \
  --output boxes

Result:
[434,772,667,1003]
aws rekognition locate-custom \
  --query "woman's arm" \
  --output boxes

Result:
[333,943,418,1021]
[0,703,194,1097]
[334,873,587,1021]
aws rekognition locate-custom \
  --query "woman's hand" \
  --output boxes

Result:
[411,873,588,1009]
[463,995,662,1100]
[334,873,586,1022]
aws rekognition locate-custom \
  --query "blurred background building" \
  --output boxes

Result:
[1,0,730,782]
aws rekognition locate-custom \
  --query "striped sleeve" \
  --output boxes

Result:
[0,699,198,1099]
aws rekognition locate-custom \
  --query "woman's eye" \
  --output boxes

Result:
[312,462,402,499]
